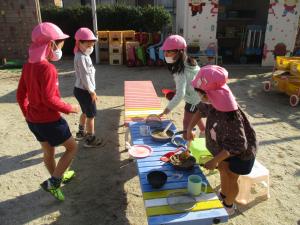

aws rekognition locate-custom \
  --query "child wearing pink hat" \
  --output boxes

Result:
[159,35,205,136]
[73,27,104,147]
[188,65,257,215]
[16,22,79,201]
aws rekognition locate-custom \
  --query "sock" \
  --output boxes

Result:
[79,125,84,132]
[220,192,226,199]
[223,201,233,208]
[49,176,62,188]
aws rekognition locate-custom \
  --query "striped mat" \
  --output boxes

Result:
[124,81,163,126]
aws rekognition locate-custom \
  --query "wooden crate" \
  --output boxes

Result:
[109,54,123,65]
[98,31,109,44]
[109,43,123,54]
[109,31,123,44]
[99,42,109,49]
[99,49,109,63]
[122,30,135,42]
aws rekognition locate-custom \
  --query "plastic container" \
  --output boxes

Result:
[109,31,123,44]
[290,61,300,76]
[109,43,123,54]
[109,54,123,65]
[189,138,213,165]
[275,56,300,71]
[122,30,135,42]
[98,31,109,44]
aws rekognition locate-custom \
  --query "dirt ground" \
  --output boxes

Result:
[0,60,299,225]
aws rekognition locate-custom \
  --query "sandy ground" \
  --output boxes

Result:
[0,60,299,225]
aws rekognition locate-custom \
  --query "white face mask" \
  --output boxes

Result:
[50,42,62,61]
[50,49,62,61]
[165,56,176,64]
[84,47,94,55]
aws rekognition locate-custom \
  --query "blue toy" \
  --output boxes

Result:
[146,33,165,66]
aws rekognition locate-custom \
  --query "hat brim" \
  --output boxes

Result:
[55,33,69,40]
[206,84,238,112]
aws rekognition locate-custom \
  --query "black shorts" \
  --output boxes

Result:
[225,156,255,175]
[73,87,97,118]
[27,118,72,147]
[185,103,198,113]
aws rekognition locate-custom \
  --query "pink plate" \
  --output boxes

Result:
[129,145,153,158]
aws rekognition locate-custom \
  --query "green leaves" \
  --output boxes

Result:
[41,4,171,55]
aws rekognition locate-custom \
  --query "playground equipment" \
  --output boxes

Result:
[239,25,264,64]
[263,56,300,106]
[125,41,140,67]
[135,32,152,66]
[146,33,165,66]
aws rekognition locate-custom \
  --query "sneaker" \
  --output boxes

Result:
[223,203,236,216]
[75,130,86,141]
[40,179,65,201]
[84,136,104,148]
[62,170,76,184]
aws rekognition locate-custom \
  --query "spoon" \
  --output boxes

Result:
[162,121,173,136]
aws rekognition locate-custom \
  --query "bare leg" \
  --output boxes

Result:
[79,113,87,128]
[86,117,95,135]
[218,161,230,197]
[224,169,240,205]
[52,137,77,178]
[40,142,56,175]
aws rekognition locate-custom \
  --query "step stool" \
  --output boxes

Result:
[235,160,270,205]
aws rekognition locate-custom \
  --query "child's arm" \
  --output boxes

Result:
[41,66,73,114]
[76,56,96,94]
[16,69,29,117]
[163,74,186,115]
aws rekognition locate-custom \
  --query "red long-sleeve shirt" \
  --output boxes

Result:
[16,60,72,123]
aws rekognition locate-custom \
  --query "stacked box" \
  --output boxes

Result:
[98,31,109,44]
[98,31,109,63]
[109,54,123,65]
[109,31,123,44]
[122,30,135,42]
[109,31,123,65]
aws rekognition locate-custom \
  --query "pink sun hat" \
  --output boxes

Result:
[191,65,238,112]
[28,22,69,63]
[161,35,187,51]
[74,27,97,54]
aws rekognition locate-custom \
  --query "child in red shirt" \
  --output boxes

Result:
[16,22,79,201]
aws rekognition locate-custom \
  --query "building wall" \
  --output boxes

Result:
[0,0,41,60]
[177,0,300,66]
[176,0,185,34]
[182,0,219,53]
[262,0,300,66]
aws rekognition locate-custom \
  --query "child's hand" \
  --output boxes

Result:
[90,92,98,103]
[70,104,80,113]
[204,159,218,170]
[159,108,170,117]
[185,129,195,141]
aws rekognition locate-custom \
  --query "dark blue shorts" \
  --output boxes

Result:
[225,156,255,175]
[27,118,72,147]
[73,87,97,118]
